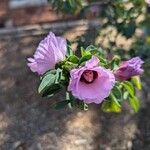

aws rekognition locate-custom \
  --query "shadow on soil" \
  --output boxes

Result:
[132,78,150,150]
[0,36,77,149]
[0,30,149,150]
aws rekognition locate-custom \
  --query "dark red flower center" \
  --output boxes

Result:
[80,70,98,84]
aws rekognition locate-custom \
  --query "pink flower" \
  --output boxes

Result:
[114,57,144,81]
[68,56,115,104]
[27,32,67,75]
[145,0,150,5]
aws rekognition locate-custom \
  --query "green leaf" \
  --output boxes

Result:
[86,45,105,57]
[81,47,91,57]
[68,0,74,7]
[86,45,97,51]
[110,93,121,107]
[78,54,92,66]
[55,68,62,83]
[97,47,105,55]
[81,47,85,56]
[78,101,88,111]
[67,40,73,56]
[102,98,121,113]
[38,73,56,94]
[40,70,56,80]
[53,100,71,109]
[129,96,140,112]
[63,62,78,71]
[41,84,62,97]
[131,76,142,90]
[68,55,79,64]
[66,92,74,108]
[117,21,136,38]
[102,93,121,113]
[98,56,107,65]
[123,81,134,97]
[123,91,129,100]
[112,85,123,102]
[110,55,121,70]
[38,68,63,97]
[124,21,136,38]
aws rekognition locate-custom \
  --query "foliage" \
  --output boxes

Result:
[43,0,148,112]
[38,45,142,112]
[48,0,149,60]
[48,0,86,14]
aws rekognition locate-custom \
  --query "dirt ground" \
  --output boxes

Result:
[0,34,149,150]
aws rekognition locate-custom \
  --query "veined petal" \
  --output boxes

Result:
[68,56,115,104]
[27,32,67,75]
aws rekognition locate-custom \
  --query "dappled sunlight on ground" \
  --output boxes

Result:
[0,33,149,149]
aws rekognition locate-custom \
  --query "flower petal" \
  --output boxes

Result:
[27,32,67,75]
[68,57,115,104]
[85,56,99,68]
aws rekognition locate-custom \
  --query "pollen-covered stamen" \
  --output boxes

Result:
[80,70,98,84]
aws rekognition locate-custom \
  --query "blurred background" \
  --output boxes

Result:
[0,0,150,149]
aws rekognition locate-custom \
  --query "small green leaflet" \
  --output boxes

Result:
[86,45,105,57]
[38,73,56,94]
[41,84,62,97]
[55,68,62,83]
[123,91,129,100]
[66,40,73,57]
[123,81,134,97]
[131,76,142,90]
[78,102,88,111]
[102,93,121,113]
[81,47,91,57]
[129,96,140,112]
[123,81,140,112]
[53,100,71,109]
[78,54,92,66]
[102,99,121,113]
[38,68,63,97]
[112,85,123,102]
[110,55,121,70]
[67,55,79,64]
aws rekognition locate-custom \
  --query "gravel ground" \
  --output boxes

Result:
[0,35,149,150]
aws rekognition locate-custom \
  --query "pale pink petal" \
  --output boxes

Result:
[114,57,144,81]
[68,56,115,104]
[27,32,67,75]
[85,56,99,68]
